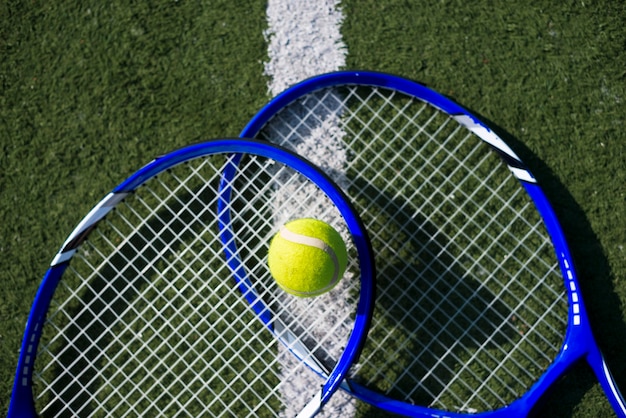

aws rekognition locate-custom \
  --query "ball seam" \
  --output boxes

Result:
[278,225,340,296]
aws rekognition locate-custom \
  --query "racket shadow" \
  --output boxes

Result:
[484,122,626,417]
[350,176,520,415]
[37,180,281,416]
[38,183,214,415]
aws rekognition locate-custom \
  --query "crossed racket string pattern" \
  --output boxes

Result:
[9,72,626,418]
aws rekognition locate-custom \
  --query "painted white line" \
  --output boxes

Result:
[264,1,356,417]
[265,0,347,96]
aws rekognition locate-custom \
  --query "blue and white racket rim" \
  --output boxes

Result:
[8,138,376,418]
[240,70,626,417]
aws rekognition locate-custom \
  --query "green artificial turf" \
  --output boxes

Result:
[1,0,624,416]
[0,0,269,413]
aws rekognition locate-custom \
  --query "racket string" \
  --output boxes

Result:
[259,84,569,412]
[34,152,362,416]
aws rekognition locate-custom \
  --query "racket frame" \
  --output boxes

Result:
[8,138,376,418]
[240,71,626,417]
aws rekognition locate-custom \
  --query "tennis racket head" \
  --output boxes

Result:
[240,71,626,417]
[8,139,375,417]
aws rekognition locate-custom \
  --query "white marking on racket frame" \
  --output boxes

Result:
[453,114,536,183]
[52,192,129,265]
[602,357,626,413]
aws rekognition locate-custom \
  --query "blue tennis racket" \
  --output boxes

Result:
[240,71,626,417]
[8,139,375,417]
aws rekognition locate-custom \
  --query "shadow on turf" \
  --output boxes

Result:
[39,180,284,416]
[352,174,522,408]
[477,116,626,418]
[350,106,626,417]
[40,184,222,416]
[351,172,572,416]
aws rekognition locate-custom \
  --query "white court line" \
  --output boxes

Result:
[265,0,347,97]
[264,1,356,417]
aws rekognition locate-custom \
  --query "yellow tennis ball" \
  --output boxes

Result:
[267,218,348,297]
